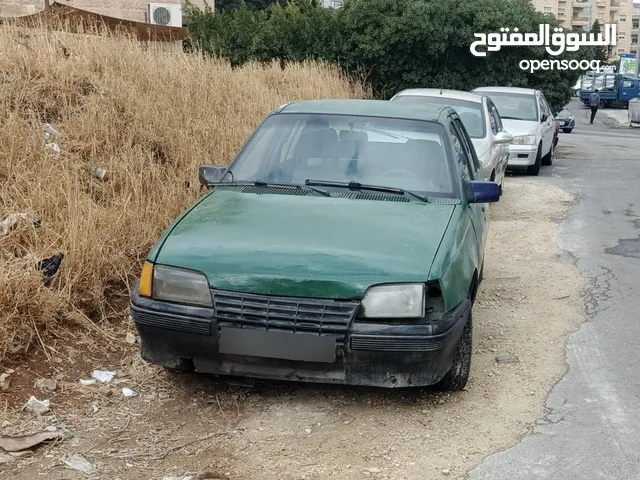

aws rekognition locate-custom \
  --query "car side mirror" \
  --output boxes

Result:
[199,165,229,187]
[541,114,548,123]
[494,131,513,144]
[465,180,501,204]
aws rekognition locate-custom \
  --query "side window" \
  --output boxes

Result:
[623,80,633,88]
[539,94,551,118]
[453,117,481,177]
[536,95,544,119]
[486,100,503,133]
[487,101,499,134]
[449,119,477,180]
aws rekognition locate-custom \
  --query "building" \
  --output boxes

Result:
[0,0,213,25]
[528,0,637,60]
[631,5,638,54]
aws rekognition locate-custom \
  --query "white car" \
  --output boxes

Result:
[390,89,512,191]
[471,87,555,176]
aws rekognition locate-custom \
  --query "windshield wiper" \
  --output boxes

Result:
[499,115,526,120]
[223,180,330,196]
[304,179,429,203]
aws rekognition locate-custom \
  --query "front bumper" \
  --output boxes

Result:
[507,144,539,167]
[557,119,575,129]
[130,285,471,388]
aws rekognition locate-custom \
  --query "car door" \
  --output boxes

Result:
[449,115,487,267]
[538,93,554,154]
[618,78,637,103]
[485,98,508,179]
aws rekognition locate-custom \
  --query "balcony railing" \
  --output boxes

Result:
[572,16,591,25]
[610,2,620,9]
[573,1,589,7]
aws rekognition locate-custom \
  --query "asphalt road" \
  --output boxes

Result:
[468,100,640,479]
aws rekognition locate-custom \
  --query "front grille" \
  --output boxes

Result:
[132,308,211,335]
[212,290,359,338]
[350,335,449,352]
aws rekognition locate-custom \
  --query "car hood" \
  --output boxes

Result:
[152,187,457,299]
[501,119,537,137]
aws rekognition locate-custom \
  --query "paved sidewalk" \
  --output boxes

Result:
[601,107,629,126]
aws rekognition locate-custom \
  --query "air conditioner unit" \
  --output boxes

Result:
[148,3,182,27]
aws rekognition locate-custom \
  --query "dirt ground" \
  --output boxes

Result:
[0,170,584,480]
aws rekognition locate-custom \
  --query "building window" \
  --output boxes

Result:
[633,22,639,28]
[544,6,553,12]
[620,15,627,21]
[618,48,626,54]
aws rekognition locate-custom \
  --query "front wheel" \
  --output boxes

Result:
[542,141,553,166]
[434,306,472,392]
[526,145,542,175]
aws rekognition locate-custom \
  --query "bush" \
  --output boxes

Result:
[187,0,595,113]
[0,24,365,361]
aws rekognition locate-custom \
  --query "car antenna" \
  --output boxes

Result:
[440,51,449,95]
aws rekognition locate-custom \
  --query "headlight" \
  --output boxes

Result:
[142,263,212,307]
[360,284,425,318]
[511,135,537,145]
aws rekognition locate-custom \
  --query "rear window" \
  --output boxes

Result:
[393,95,486,139]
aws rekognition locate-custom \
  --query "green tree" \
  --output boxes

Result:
[186,0,584,112]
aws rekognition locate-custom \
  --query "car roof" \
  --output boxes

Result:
[393,89,484,104]
[472,86,538,95]
[276,99,452,123]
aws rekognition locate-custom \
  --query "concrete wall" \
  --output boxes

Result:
[0,0,213,23]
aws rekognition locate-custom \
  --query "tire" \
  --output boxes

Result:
[542,140,553,166]
[599,100,605,109]
[562,128,572,133]
[526,145,542,175]
[434,305,472,392]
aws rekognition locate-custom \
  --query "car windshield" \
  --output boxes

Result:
[558,109,571,117]
[226,113,456,197]
[482,92,538,122]
[392,96,486,139]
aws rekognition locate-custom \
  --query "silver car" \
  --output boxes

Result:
[471,87,556,176]
[390,89,512,192]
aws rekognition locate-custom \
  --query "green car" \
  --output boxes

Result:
[131,99,500,390]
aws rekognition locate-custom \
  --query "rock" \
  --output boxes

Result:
[366,467,381,474]
[125,332,136,344]
[496,354,519,363]
[25,397,50,415]
[0,373,11,390]
[442,468,451,475]
[35,379,57,392]
[304,428,312,434]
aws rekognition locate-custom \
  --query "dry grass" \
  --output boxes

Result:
[0,24,366,363]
